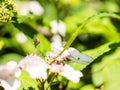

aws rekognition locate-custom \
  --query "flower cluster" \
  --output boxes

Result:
[0,61,20,90]
[0,7,11,22]
[0,2,92,88]
[0,47,90,89]
[0,0,17,22]
[50,20,66,37]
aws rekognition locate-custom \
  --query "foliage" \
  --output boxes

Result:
[0,0,120,90]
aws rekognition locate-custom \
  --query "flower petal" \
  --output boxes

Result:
[18,54,48,79]
[61,64,83,83]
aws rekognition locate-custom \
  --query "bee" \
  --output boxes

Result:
[33,37,40,47]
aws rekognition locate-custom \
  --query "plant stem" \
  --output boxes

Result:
[45,73,58,90]
[50,12,120,64]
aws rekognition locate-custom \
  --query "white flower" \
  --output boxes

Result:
[0,80,12,90]
[0,61,21,90]
[61,64,83,83]
[16,1,44,15]
[49,63,83,83]
[49,63,63,73]
[46,46,92,64]
[18,54,48,79]
[46,46,70,62]
[51,35,63,48]
[50,20,66,37]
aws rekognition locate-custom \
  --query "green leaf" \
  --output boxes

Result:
[3,23,51,55]
[18,70,39,90]
[13,23,37,38]
[65,8,96,34]
[85,18,120,41]
[80,84,94,90]
[83,41,120,60]
[56,12,120,63]
[70,41,120,70]
[34,34,51,56]
[92,62,105,86]
[66,81,84,90]
[0,53,22,64]
[17,15,35,24]
[92,48,120,89]
[0,40,4,50]
[103,58,120,90]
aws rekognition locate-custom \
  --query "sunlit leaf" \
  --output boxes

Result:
[18,70,39,90]
[0,53,22,64]
[0,40,4,50]
[70,41,120,70]
[92,48,120,89]
[80,84,94,90]
[34,34,51,56]
[103,58,120,90]
[83,41,120,60]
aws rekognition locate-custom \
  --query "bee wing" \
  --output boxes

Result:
[68,48,93,64]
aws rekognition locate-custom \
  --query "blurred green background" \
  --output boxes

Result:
[0,0,120,90]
